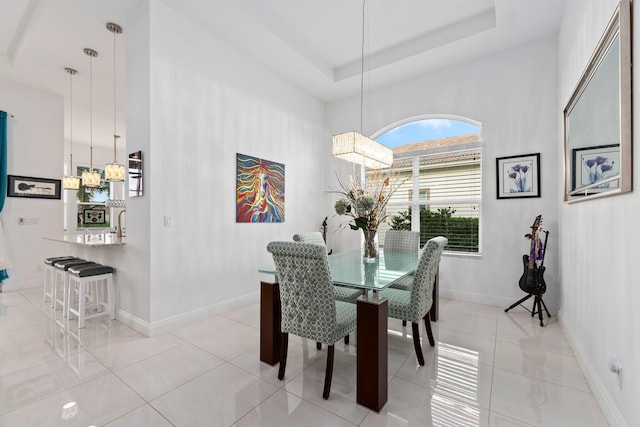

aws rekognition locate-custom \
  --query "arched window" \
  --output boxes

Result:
[372,117,482,253]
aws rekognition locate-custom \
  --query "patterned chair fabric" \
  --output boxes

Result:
[267,241,357,344]
[292,232,326,246]
[387,273,414,291]
[293,232,361,304]
[384,230,420,252]
[386,230,421,291]
[380,236,447,365]
[267,241,358,399]
[380,236,447,323]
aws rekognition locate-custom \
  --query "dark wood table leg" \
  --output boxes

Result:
[357,294,388,412]
[260,280,281,365]
[430,267,439,322]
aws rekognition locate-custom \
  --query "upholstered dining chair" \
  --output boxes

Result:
[379,236,447,366]
[293,232,360,347]
[385,230,421,293]
[292,232,326,246]
[267,241,357,399]
[293,232,361,304]
[384,230,420,252]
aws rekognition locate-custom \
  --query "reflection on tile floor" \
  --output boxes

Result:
[0,288,610,426]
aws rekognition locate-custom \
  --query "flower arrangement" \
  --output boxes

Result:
[329,169,405,260]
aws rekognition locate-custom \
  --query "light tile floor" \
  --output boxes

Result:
[0,288,610,426]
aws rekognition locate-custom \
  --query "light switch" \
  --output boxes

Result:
[164,216,172,227]
[18,218,38,225]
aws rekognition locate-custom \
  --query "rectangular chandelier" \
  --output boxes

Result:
[332,131,393,169]
[82,169,101,188]
[63,175,80,190]
[105,162,125,182]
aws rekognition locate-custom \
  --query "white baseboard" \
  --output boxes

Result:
[440,288,559,313]
[115,309,152,336]
[117,292,259,337]
[558,313,627,427]
[1,278,40,292]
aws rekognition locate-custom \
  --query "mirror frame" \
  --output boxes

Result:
[563,0,632,202]
[128,150,143,198]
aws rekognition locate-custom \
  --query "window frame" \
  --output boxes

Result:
[373,116,483,255]
[75,165,111,229]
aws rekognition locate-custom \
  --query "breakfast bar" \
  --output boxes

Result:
[44,234,126,247]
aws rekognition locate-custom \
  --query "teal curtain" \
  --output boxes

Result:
[0,111,8,282]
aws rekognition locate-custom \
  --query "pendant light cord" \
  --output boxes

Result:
[360,0,365,134]
[69,71,73,167]
[64,67,78,184]
[113,28,117,161]
[106,22,122,169]
[89,52,94,171]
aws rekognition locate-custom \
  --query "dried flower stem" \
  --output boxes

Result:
[327,168,407,233]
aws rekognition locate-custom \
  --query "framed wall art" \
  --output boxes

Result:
[496,153,540,199]
[7,175,61,199]
[236,153,285,222]
[83,208,106,224]
[571,144,620,194]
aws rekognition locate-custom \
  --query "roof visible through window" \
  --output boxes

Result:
[376,118,480,148]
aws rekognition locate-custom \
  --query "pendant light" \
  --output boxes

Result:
[81,48,101,188]
[62,67,81,190]
[104,22,125,182]
[331,0,392,169]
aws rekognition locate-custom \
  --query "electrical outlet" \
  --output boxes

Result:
[609,356,622,389]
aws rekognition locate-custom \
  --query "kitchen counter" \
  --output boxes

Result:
[44,233,125,246]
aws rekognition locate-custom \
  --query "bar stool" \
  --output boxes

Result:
[67,264,115,328]
[43,256,76,307]
[53,259,98,314]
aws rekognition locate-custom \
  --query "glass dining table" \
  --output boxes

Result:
[258,249,439,412]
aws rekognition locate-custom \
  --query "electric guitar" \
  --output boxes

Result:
[518,215,547,295]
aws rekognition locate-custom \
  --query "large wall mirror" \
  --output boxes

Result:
[564,0,632,202]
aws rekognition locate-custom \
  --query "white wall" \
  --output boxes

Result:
[122,0,328,330]
[326,37,560,311]
[116,0,152,330]
[0,80,65,290]
[559,0,638,425]
[0,0,329,336]
[0,78,129,293]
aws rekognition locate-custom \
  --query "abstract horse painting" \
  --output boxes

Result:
[236,153,285,223]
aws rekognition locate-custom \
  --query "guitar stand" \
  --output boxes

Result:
[505,293,551,327]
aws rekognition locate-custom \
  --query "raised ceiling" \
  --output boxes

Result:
[0,0,566,147]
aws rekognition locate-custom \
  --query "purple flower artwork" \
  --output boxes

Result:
[572,145,620,192]
[496,153,540,199]
[583,155,615,188]
[505,160,533,193]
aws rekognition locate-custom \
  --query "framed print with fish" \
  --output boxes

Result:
[7,175,61,199]
[496,153,540,199]
[236,153,285,222]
